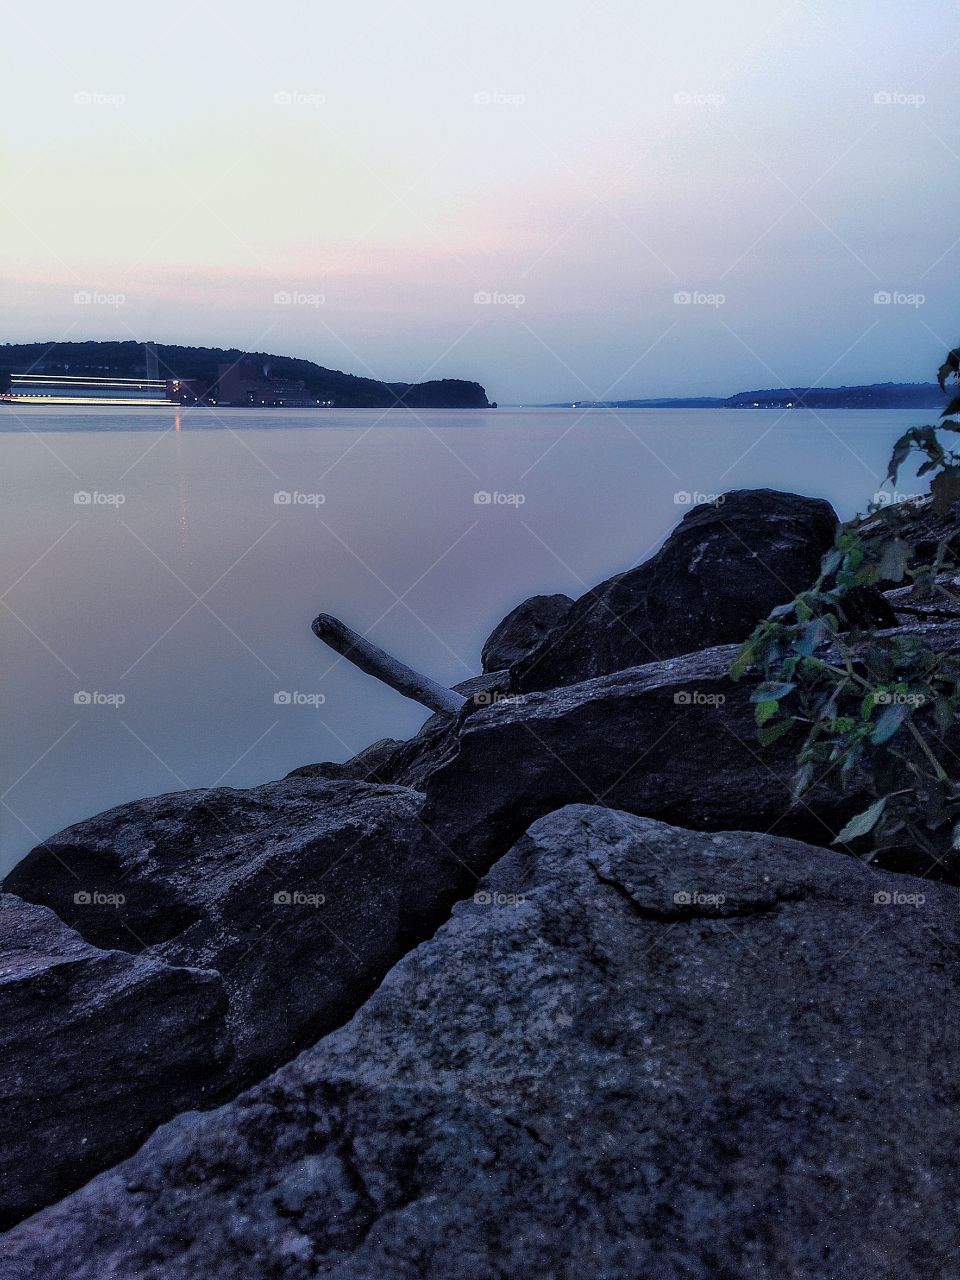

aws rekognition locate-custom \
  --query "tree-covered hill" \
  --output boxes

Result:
[0,341,490,409]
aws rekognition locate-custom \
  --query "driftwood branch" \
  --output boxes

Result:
[312,614,467,717]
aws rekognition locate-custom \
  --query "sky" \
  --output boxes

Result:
[0,0,958,403]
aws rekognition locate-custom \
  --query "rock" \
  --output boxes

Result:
[284,738,404,782]
[284,675,511,790]
[6,807,960,1279]
[884,574,960,623]
[513,489,838,691]
[419,640,859,888]
[0,893,227,1228]
[4,778,429,1082]
[835,582,899,628]
[860,493,960,567]
[420,619,960,888]
[480,593,574,672]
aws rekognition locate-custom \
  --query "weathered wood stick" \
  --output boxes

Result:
[312,613,467,716]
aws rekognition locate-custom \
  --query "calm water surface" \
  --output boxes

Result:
[0,403,926,873]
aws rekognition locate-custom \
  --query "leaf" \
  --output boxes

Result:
[886,433,913,485]
[757,717,796,747]
[820,548,843,576]
[942,397,960,419]
[750,681,796,703]
[792,761,815,802]
[935,697,954,734]
[794,619,830,656]
[833,796,887,845]
[871,702,909,744]
[931,466,960,514]
[729,643,754,682]
[879,538,910,583]
[754,699,778,726]
[938,348,960,391]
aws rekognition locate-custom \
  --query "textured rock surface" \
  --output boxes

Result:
[513,489,838,691]
[480,593,574,671]
[0,894,227,1228]
[284,737,404,782]
[421,640,864,880]
[282,673,510,790]
[4,807,959,1279]
[423,620,960,885]
[4,779,431,1081]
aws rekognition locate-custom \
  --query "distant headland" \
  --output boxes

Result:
[0,341,491,410]
[544,382,949,411]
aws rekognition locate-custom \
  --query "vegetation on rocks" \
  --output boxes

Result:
[734,344,960,864]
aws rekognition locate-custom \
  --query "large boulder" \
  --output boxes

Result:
[0,893,227,1228]
[513,489,838,691]
[480,593,574,671]
[418,639,860,889]
[283,673,509,789]
[4,778,429,1083]
[5,807,959,1279]
[418,619,960,890]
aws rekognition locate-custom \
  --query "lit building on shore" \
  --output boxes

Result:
[2,374,172,405]
[216,359,330,407]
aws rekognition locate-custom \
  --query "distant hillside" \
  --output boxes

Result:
[546,383,949,411]
[0,341,490,409]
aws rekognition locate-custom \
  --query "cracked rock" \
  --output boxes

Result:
[4,806,959,1279]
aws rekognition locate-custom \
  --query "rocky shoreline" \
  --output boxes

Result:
[2,488,958,1276]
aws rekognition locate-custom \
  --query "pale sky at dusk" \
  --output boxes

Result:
[1,0,958,402]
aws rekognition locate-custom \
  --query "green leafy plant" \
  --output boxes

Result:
[732,345,960,861]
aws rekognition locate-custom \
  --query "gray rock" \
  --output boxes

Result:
[284,737,404,782]
[5,807,959,1279]
[421,619,960,887]
[513,489,838,691]
[480,593,574,672]
[0,893,227,1228]
[420,638,863,884]
[284,674,510,790]
[4,778,429,1082]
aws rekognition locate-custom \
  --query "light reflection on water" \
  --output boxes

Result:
[0,403,923,872]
